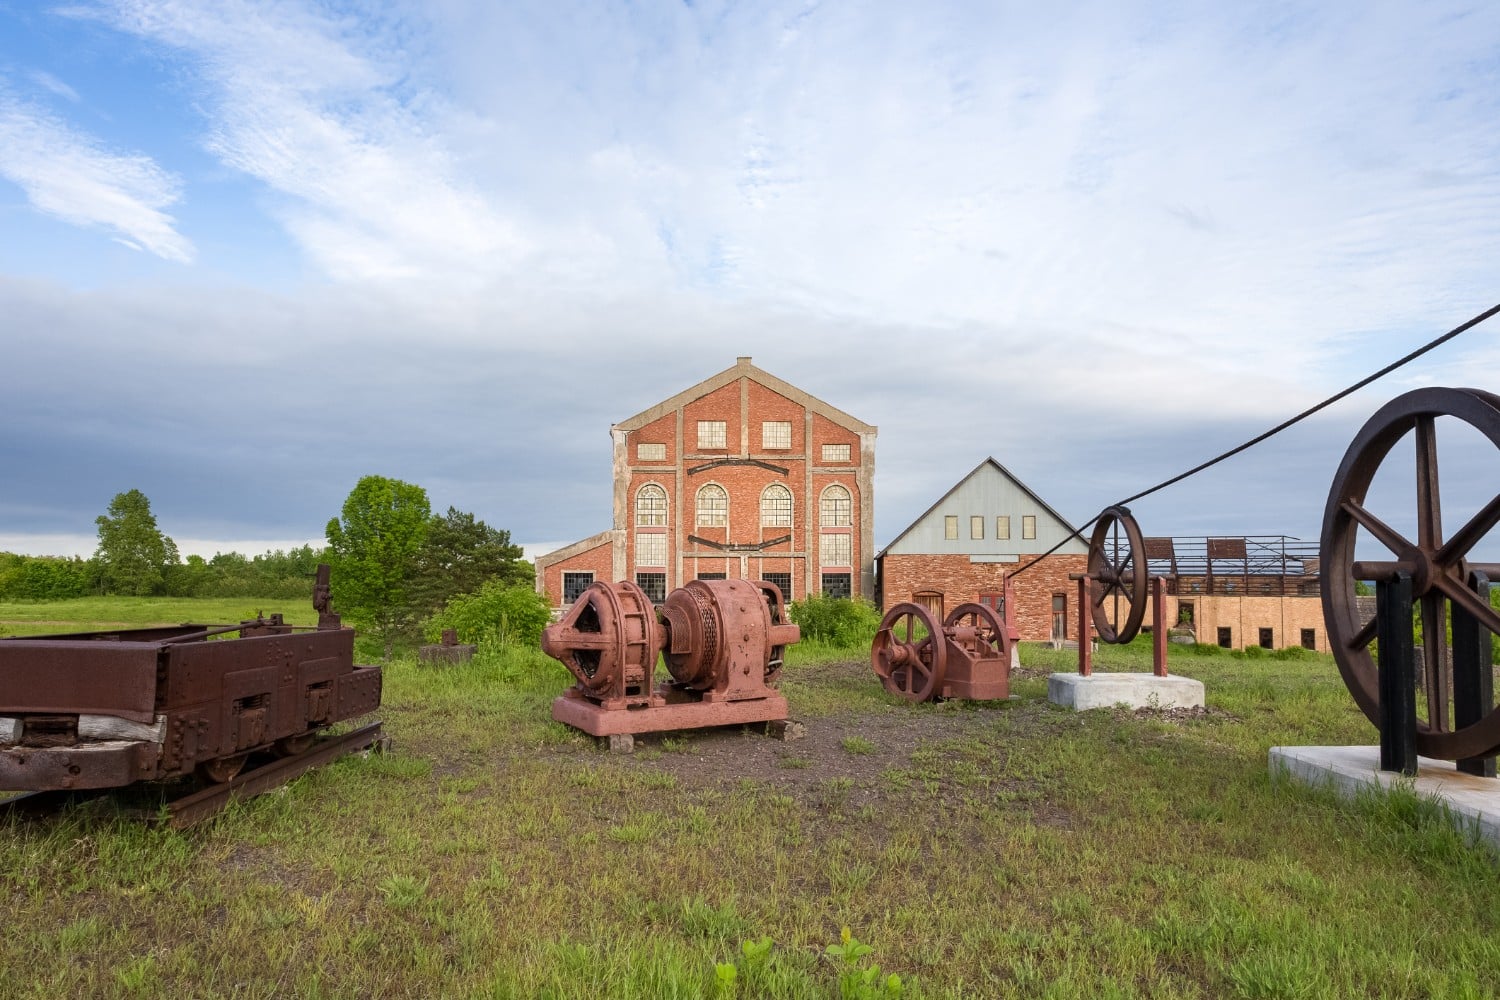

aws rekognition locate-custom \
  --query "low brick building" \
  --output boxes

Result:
[537,358,877,610]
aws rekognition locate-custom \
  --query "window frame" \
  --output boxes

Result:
[820,484,853,527]
[1022,515,1037,540]
[996,515,1010,540]
[562,572,594,604]
[696,420,727,450]
[695,483,728,527]
[635,483,667,527]
[761,421,792,450]
[760,484,793,527]
[944,515,958,540]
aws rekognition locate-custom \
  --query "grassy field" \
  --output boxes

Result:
[2,600,1498,998]
[0,595,318,636]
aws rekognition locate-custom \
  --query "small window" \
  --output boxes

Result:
[944,515,958,540]
[1217,626,1232,649]
[637,442,666,462]
[761,421,791,450]
[696,484,728,526]
[821,573,852,599]
[697,572,727,581]
[821,485,852,527]
[970,516,984,540]
[763,572,792,599]
[821,443,851,463]
[996,515,1010,540]
[1259,627,1274,650]
[761,484,793,527]
[1022,516,1036,540]
[636,484,667,526]
[636,572,666,603]
[1300,628,1316,650]
[697,420,727,449]
[1178,602,1195,627]
[562,572,594,603]
[636,533,666,567]
[820,533,852,566]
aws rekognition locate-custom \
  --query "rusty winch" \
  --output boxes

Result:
[541,578,799,736]
[870,584,1018,702]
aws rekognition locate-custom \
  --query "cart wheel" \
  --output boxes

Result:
[197,753,248,784]
[871,603,947,702]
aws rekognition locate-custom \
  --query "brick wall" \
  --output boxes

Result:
[880,553,1088,641]
[537,539,614,609]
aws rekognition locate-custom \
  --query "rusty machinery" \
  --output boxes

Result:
[0,565,382,824]
[541,578,799,736]
[1070,504,1172,677]
[871,582,1019,702]
[1321,386,1500,773]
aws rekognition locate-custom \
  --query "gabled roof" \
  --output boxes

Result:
[877,457,1083,557]
[533,529,616,571]
[613,356,876,435]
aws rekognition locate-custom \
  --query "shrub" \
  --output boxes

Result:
[789,594,883,647]
[423,581,552,649]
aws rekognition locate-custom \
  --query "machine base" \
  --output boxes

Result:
[552,689,790,736]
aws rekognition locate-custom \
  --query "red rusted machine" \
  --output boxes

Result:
[871,584,1018,702]
[0,566,382,817]
[541,578,799,736]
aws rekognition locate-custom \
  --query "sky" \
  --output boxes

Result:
[1,0,1498,564]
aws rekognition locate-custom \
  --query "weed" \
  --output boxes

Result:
[842,735,878,755]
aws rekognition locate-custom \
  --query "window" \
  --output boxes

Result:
[636,533,666,567]
[696,484,728,526]
[562,572,594,603]
[1217,627,1232,649]
[1022,516,1036,540]
[1051,593,1067,641]
[996,515,1010,540]
[944,515,958,540]
[637,442,666,462]
[1259,627,1274,650]
[636,572,666,603]
[763,572,792,599]
[821,573,852,599]
[762,421,791,449]
[822,443,851,463]
[697,572,727,580]
[697,420,727,449]
[761,484,793,527]
[636,484,667,526]
[820,533,852,566]
[1178,602,1195,627]
[1301,628,1317,650]
[821,485,853,526]
[970,515,984,540]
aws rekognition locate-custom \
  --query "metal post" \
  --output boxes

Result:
[1152,576,1169,678]
[1077,575,1092,677]
[1376,571,1418,776]
[1453,571,1495,778]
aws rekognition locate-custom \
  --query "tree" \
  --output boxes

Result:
[94,489,179,596]
[408,506,531,615]
[325,476,431,658]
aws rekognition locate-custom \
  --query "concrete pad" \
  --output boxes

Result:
[1270,745,1500,850]
[1047,672,1205,711]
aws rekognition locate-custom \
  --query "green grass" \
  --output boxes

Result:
[0,595,316,636]
[1,600,1498,998]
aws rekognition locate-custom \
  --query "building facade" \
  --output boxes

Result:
[537,357,877,609]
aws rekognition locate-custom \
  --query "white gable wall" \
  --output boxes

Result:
[883,462,1086,557]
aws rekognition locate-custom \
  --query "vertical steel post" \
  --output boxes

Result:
[1377,571,1418,776]
[1077,575,1092,677]
[1453,571,1495,778]
[1152,576,1169,677]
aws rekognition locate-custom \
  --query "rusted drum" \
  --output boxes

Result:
[541,580,661,696]
[944,602,1011,665]
[1089,505,1146,644]
[1321,386,1500,760]
[871,602,946,702]
[659,579,799,691]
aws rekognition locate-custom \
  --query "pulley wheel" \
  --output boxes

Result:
[1321,386,1500,760]
[871,602,946,702]
[944,602,1011,665]
[1088,505,1146,644]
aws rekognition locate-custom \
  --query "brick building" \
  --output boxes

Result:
[876,458,1089,642]
[536,357,877,609]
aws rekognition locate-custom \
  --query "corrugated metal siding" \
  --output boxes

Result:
[884,464,1087,556]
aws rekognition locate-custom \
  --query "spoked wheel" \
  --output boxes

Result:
[944,602,1011,665]
[1321,387,1500,760]
[197,753,248,784]
[871,602,946,702]
[1088,505,1146,644]
[273,732,316,757]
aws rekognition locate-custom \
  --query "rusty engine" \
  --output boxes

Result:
[0,566,381,793]
[541,578,798,736]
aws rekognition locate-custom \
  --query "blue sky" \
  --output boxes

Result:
[1,0,1498,560]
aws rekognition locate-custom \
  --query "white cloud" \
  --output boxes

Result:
[0,89,194,262]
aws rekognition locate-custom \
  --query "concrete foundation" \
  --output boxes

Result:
[1270,745,1500,850]
[1047,672,1205,711]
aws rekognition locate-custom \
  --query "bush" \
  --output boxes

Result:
[422,581,552,649]
[788,594,883,647]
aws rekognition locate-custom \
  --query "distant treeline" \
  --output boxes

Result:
[0,546,329,601]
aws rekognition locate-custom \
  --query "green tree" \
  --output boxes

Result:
[94,489,179,596]
[422,580,552,649]
[325,476,431,658]
[409,506,532,615]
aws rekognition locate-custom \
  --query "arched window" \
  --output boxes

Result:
[820,484,852,527]
[636,484,667,526]
[696,484,728,527]
[760,484,792,527]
